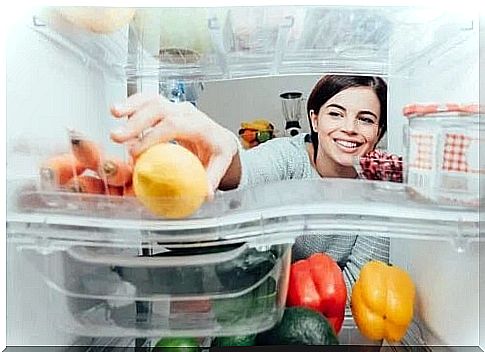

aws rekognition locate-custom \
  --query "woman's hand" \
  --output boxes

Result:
[110,93,239,197]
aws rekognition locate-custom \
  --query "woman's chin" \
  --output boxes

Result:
[335,157,355,168]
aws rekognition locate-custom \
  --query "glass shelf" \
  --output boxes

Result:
[7,178,480,249]
[25,6,477,83]
[127,6,477,82]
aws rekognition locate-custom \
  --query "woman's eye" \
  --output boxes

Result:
[359,116,376,125]
[329,111,343,118]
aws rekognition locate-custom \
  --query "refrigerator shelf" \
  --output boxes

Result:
[7,177,480,249]
[29,6,476,83]
[82,313,424,348]
[128,6,476,82]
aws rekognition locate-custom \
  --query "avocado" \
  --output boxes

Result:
[256,307,339,345]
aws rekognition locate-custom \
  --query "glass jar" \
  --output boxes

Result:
[403,103,483,207]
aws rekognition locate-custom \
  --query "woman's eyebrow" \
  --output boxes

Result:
[326,104,378,119]
[326,103,346,111]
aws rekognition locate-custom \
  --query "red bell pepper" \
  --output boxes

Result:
[286,253,347,334]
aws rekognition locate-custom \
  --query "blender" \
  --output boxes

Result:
[280,91,304,137]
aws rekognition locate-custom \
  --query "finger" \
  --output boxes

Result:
[128,124,178,159]
[205,153,233,195]
[205,183,215,202]
[110,93,170,118]
[110,92,154,118]
[110,102,169,143]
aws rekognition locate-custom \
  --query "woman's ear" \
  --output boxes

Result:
[309,110,319,133]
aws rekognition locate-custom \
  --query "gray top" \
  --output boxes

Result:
[239,134,390,301]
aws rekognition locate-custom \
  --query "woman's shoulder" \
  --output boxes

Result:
[258,133,308,154]
[255,134,311,175]
[239,133,314,185]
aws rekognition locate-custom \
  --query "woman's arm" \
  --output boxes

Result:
[219,137,298,191]
[218,152,242,191]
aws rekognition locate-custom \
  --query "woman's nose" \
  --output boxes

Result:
[341,116,357,133]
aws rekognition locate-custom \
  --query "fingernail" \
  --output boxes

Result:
[111,104,124,111]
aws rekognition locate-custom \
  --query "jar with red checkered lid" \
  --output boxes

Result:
[403,103,483,207]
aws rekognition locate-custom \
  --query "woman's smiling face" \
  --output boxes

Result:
[310,86,381,168]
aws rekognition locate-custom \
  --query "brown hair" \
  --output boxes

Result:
[307,75,388,162]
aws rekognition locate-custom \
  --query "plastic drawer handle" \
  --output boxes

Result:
[66,243,250,267]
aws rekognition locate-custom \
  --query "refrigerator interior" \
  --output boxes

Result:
[5,5,483,350]
[6,9,130,347]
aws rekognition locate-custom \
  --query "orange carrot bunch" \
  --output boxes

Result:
[64,175,105,194]
[39,153,86,188]
[99,157,133,187]
[69,129,103,171]
[38,129,135,197]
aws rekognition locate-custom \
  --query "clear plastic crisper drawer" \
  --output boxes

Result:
[20,241,292,337]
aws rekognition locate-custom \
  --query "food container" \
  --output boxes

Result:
[354,150,404,183]
[403,103,483,207]
[20,240,292,338]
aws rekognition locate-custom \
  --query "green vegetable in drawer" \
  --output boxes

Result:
[215,247,278,290]
[256,307,339,345]
[152,337,199,352]
[212,277,277,325]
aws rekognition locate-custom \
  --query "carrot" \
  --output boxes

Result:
[39,153,86,188]
[68,130,103,170]
[107,185,124,196]
[99,157,133,187]
[170,299,212,314]
[64,175,105,194]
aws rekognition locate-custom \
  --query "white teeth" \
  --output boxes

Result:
[335,139,358,148]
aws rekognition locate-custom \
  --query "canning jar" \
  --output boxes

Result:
[403,103,483,207]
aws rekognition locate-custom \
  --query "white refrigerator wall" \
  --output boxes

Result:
[6,15,128,345]
[197,75,321,136]
[388,21,480,347]
[391,239,479,347]
[481,241,484,350]
[387,21,479,156]
[479,14,485,352]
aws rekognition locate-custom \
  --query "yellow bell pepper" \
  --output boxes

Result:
[351,260,416,342]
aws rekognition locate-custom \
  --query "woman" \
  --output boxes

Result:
[110,74,389,297]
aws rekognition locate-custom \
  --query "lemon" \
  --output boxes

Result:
[133,143,208,219]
